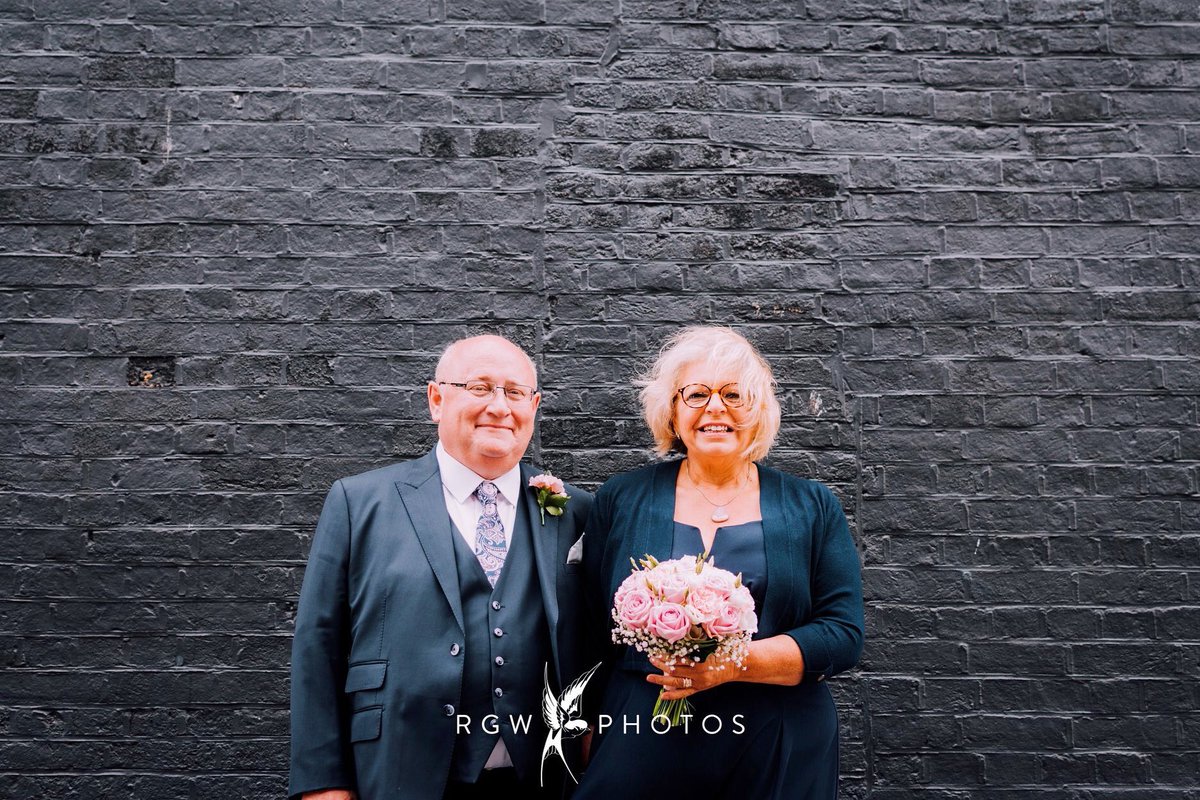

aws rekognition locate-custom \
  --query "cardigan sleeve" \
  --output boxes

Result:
[579,480,622,723]
[782,486,865,681]
[582,481,617,657]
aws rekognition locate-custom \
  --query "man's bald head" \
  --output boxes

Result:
[428,335,540,479]
[434,335,537,387]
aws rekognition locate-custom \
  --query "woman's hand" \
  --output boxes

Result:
[647,636,808,699]
[646,654,737,701]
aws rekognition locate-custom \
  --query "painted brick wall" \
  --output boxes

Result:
[1,0,1197,797]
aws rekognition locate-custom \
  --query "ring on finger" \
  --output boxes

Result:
[681,677,693,689]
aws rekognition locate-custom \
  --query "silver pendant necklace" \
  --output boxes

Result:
[685,459,748,523]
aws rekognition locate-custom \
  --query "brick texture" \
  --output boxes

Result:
[2,1,1198,797]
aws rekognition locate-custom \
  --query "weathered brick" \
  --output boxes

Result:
[2,3,1198,798]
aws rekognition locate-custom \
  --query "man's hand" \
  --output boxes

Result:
[302,791,356,800]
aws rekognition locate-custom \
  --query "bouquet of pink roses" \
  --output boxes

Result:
[611,552,758,726]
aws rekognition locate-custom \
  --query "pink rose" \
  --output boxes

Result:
[698,568,734,599]
[684,585,723,625]
[704,603,745,637]
[529,474,565,495]
[728,585,755,612]
[656,572,689,605]
[614,572,641,605]
[616,586,654,630]
[642,562,675,593]
[726,586,757,633]
[648,603,691,643]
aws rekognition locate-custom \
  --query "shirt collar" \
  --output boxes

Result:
[435,442,521,506]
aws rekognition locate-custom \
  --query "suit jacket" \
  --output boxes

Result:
[583,459,863,682]
[289,450,593,800]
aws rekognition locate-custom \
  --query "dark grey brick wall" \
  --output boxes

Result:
[2,1,1198,797]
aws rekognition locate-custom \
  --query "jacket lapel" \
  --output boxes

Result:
[394,450,465,632]
[520,464,561,646]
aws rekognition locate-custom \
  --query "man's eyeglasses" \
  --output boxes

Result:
[677,383,744,409]
[439,380,538,405]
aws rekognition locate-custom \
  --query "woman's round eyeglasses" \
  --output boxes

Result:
[677,383,744,408]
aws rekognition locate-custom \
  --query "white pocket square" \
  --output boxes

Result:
[566,534,585,565]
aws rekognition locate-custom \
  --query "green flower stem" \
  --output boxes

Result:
[534,489,569,525]
[652,690,694,729]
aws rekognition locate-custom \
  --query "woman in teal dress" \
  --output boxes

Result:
[576,326,864,800]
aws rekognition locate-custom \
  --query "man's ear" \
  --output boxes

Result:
[428,381,443,422]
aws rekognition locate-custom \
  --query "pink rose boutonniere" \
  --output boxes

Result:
[529,473,569,524]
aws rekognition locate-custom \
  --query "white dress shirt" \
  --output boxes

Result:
[434,441,520,770]
[435,442,520,551]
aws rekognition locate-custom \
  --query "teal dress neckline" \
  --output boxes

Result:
[670,520,768,615]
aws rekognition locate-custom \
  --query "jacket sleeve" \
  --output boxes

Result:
[783,486,865,681]
[289,480,355,798]
[580,482,619,722]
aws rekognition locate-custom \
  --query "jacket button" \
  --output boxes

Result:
[443,704,455,717]
[450,643,461,656]
[493,627,503,637]
[491,600,501,610]
[494,656,504,666]
[494,687,503,698]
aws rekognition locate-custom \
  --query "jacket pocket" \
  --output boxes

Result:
[344,660,387,693]
[350,705,383,742]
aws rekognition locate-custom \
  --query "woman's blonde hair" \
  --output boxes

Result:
[637,326,782,462]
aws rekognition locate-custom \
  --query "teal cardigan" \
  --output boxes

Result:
[583,459,864,681]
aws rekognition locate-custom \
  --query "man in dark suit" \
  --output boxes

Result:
[289,335,593,800]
